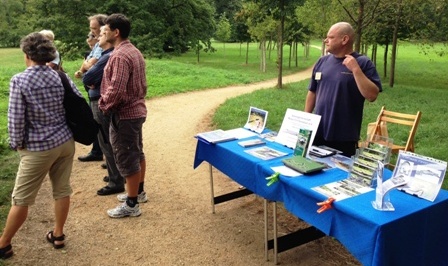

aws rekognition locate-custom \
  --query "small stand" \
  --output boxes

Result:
[372,161,410,211]
[371,161,394,211]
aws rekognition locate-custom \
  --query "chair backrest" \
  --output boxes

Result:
[369,106,422,153]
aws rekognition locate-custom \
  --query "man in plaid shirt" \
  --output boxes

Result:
[99,14,148,218]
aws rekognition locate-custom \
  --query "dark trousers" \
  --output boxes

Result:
[89,99,103,157]
[91,101,124,189]
[90,136,103,157]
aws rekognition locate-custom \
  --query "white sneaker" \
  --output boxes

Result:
[107,202,141,218]
[117,191,148,203]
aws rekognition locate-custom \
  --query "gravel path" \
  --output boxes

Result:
[8,67,359,266]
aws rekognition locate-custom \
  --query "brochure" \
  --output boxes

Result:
[238,138,266,147]
[312,136,393,201]
[275,108,321,151]
[195,129,236,144]
[395,151,447,202]
[260,131,278,142]
[348,137,393,187]
[243,106,268,134]
[312,179,374,201]
[244,146,288,160]
[293,129,312,157]
[225,128,257,139]
[311,154,352,172]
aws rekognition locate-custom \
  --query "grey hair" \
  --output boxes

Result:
[20,32,56,63]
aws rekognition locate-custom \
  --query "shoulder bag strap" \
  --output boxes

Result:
[56,70,71,95]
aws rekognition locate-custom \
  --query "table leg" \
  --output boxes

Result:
[264,199,268,261]
[209,163,215,214]
[273,201,278,265]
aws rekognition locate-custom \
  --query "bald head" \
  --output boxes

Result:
[331,22,355,42]
[325,22,355,57]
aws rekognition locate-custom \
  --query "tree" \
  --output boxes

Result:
[296,0,340,55]
[336,0,381,53]
[214,0,243,41]
[215,13,232,53]
[2,0,216,58]
[241,1,277,73]
[251,0,305,88]
[284,16,311,67]
[0,0,30,47]
[232,15,252,64]
[365,0,447,87]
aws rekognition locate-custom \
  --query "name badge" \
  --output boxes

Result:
[315,72,322,80]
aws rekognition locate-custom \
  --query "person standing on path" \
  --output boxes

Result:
[0,32,77,259]
[304,22,382,157]
[82,26,128,196]
[99,14,147,218]
[76,14,107,163]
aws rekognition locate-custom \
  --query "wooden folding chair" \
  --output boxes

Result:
[369,106,422,154]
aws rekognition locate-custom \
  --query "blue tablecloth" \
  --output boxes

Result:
[278,168,448,266]
[193,136,448,266]
[194,136,292,201]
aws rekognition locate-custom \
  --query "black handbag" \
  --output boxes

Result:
[57,70,99,145]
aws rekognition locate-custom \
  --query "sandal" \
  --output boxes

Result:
[46,231,65,249]
[0,244,13,260]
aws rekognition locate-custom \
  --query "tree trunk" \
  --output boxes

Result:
[389,1,403,88]
[321,40,326,56]
[371,44,377,65]
[268,37,272,60]
[363,43,369,55]
[277,2,285,89]
[389,28,398,87]
[354,0,365,52]
[288,44,292,68]
[383,43,388,78]
[295,42,299,67]
[245,42,249,65]
[196,42,200,63]
[260,39,266,72]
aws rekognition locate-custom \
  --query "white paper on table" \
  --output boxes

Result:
[225,128,258,139]
[271,166,303,177]
[275,109,321,155]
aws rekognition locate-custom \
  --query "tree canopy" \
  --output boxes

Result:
[1,0,447,87]
[0,0,216,58]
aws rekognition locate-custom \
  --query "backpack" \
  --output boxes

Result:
[56,70,99,145]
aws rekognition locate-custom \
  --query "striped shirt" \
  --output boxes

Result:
[8,66,80,151]
[99,40,147,119]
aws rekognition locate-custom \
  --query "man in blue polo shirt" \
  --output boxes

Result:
[305,22,382,157]
[82,26,126,196]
